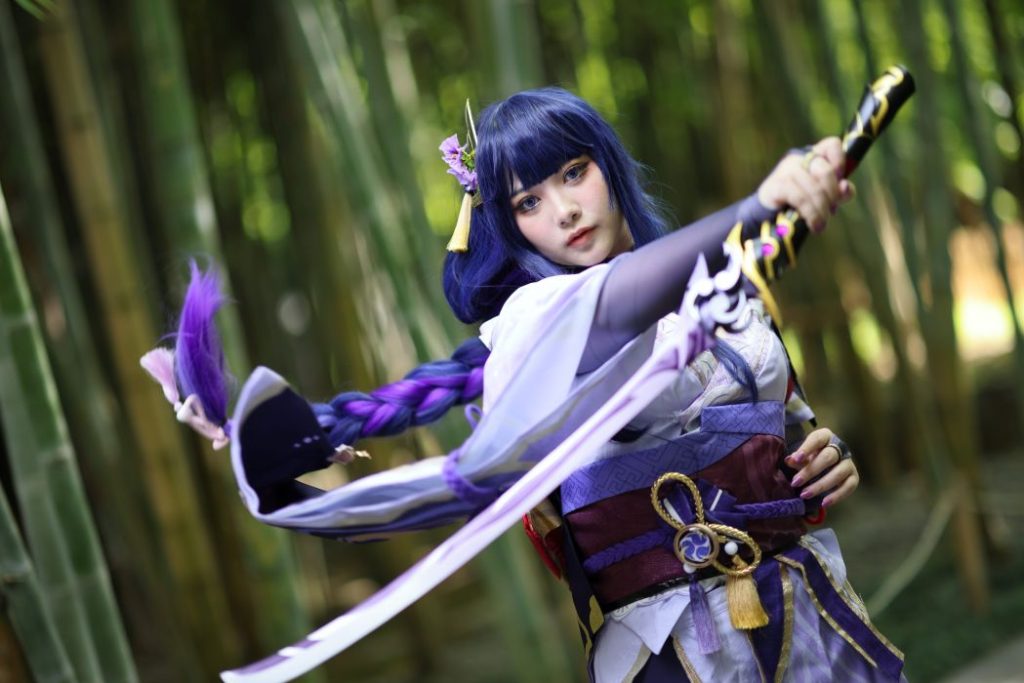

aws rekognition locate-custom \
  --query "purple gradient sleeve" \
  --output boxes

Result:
[580,194,775,373]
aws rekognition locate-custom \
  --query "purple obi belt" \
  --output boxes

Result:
[561,400,807,609]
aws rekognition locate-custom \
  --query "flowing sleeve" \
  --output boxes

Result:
[226,261,660,540]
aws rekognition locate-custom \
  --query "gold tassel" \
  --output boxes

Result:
[726,556,769,629]
[446,193,474,252]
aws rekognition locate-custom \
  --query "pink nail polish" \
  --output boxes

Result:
[800,489,814,499]
[791,475,804,487]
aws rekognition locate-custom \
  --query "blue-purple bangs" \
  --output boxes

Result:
[442,87,667,323]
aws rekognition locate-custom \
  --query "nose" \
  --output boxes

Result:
[553,191,581,228]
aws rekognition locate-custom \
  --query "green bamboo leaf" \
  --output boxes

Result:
[13,0,48,20]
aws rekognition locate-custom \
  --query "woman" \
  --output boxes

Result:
[148,87,902,681]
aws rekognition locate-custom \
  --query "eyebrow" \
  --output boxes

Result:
[509,156,587,199]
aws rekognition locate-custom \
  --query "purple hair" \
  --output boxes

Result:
[174,261,231,426]
[312,338,488,447]
[443,87,668,324]
[167,262,487,450]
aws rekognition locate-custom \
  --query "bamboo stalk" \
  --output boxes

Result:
[0,477,75,683]
[0,3,201,677]
[278,0,448,362]
[34,1,241,668]
[0,180,136,681]
[900,0,989,613]
[125,0,313,656]
[941,0,1024,424]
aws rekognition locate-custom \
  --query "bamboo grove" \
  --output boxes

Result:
[1,0,1022,681]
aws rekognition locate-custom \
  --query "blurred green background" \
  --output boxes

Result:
[1,0,1022,681]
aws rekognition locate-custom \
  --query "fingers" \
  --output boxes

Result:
[812,136,844,179]
[800,459,858,501]
[788,447,840,487]
[784,427,861,509]
[785,427,831,469]
[821,464,860,508]
[756,137,849,233]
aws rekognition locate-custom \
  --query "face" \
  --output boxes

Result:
[510,155,633,268]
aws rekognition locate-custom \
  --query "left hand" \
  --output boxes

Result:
[785,428,859,509]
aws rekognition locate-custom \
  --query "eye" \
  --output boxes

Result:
[515,195,540,213]
[564,160,589,182]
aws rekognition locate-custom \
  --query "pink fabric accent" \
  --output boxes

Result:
[140,348,179,405]
[142,347,230,449]
[177,395,230,450]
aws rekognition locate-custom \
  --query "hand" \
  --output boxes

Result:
[785,428,859,509]
[756,137,856,234]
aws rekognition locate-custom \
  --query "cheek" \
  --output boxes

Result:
[515,215,545,248]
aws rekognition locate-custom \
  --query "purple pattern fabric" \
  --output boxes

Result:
[781,545,904,680]
[561,401,784,514]
[582,528,674,574]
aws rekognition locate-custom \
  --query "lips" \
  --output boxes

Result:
[567,226,595,248]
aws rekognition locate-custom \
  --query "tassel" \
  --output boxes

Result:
[726,556,769,629]
[447,192,474,252]
[689,580,721,654]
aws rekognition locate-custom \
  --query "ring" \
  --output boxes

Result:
[801,150,821,171]
[827,434,853,461]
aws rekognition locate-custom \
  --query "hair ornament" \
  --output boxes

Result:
[140,347,230,450]
[442,100,481,252]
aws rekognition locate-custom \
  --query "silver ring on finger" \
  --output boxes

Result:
[827,434,853,461]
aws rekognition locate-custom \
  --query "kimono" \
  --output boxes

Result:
[225,255,904,683]
[480,263,906,682]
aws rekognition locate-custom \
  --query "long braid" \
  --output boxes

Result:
[312,337,489,448]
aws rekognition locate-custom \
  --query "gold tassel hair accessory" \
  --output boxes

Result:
[441,100,481,252]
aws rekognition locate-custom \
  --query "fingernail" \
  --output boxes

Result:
[791,475,804,487]
[813,219,825,232]
[800,488,814,499]
[822,496,832,508]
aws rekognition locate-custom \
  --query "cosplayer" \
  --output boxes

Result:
[144,87,908,681]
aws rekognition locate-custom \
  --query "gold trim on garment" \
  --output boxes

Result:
[671,637,703,682]
[774,554,878,668]
[775,567,795,683]
[797,539,905,662]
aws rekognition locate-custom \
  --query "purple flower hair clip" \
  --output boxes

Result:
[441,100,481,253]
[439,134,477,194]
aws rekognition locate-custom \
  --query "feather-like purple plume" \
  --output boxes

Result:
[174,261,231,426]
